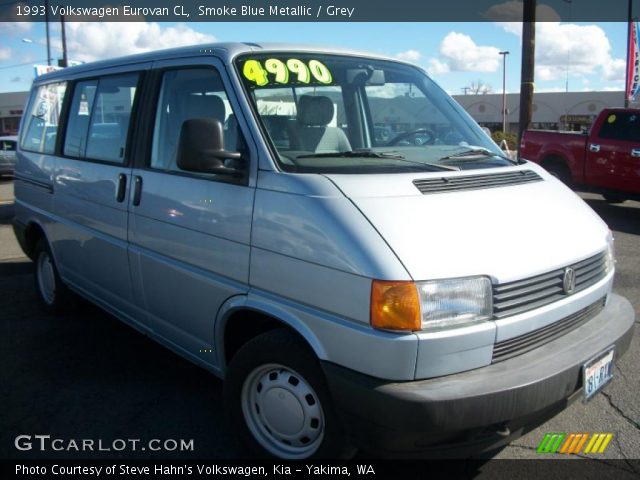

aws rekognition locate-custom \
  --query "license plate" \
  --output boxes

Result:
[583,348,614,400]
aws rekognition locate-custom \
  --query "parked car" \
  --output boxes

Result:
[13,43,634,459]
[521,108,640,203]
[0,135,17,177]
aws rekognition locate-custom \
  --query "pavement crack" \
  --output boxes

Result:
[611,431,640,474]
[602,391,640,431]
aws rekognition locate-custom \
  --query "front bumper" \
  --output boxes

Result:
[322,293,635,456]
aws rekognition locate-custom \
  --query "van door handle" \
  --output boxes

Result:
[116,173,127,203]
[589,144,601,153]
[631,148,640,158]
[132,175,143,206]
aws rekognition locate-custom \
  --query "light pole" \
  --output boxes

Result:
[499,51,510,135]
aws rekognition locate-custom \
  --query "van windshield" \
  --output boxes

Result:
[236,53,511,174]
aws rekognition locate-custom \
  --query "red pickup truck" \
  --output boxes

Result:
[520,108,640,203]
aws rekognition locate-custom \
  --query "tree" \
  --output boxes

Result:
[466,80,493,95]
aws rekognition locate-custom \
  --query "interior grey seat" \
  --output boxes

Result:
[288,95,351,153]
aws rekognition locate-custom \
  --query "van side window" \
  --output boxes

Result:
[63,74,139,163]
[63,80,98,158]
[151,68,245,172]
[20,82,67,154]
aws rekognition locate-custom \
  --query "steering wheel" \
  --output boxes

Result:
[387,128,436,146]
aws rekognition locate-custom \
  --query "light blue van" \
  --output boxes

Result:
[13,43,635,459]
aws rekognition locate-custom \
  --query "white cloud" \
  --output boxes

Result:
[396,49,421,62]
[0,47,11,61]
[432,32,501,73]
[500,22,626,84]
[62,22,215,63]
[426,58,450,76]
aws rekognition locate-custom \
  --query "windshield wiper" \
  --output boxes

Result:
[439,148,515,163]
[297,150,404,160]
[296,150,459,171]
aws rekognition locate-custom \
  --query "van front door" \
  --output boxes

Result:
[127,60,255,370]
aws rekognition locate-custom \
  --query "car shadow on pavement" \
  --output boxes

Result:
[583,199,640,236]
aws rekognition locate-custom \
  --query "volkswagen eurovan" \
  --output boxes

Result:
[13,43,635,459]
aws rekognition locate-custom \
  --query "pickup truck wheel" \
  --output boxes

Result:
[34,239,76,312]
[603,195,627,204]
[224,328,355,459]
[544,163,572,187]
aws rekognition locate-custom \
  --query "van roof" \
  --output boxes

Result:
[35,42,407,83]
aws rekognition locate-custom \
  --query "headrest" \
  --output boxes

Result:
[183,94,226,122]
[297,95,334,126]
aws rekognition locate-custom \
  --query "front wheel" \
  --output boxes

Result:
[224,329,354,459]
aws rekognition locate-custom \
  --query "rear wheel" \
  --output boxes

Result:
[603,195,627,204]
[34,238,76,312]
[224,328,354,459]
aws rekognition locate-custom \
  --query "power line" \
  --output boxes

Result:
[0,59,47,71]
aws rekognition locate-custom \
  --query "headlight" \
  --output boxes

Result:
[605,232,615,274]
[417,277,492,330]
[370,276,493,332]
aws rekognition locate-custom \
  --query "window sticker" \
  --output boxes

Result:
[607,114,617,124]
[242,58,332,87]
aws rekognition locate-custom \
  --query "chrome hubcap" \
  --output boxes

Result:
[37,251,56,305]
[241,363,324,458]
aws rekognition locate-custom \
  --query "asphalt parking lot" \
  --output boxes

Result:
[0,177,638,468]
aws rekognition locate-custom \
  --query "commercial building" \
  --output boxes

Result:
[453,91,628,133]
[0,91,28,135]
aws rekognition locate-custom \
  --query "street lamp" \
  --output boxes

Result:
[499,51,510,135]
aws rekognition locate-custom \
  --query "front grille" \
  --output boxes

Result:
[413,170,542,194]
[492,251,608,319]
[492,297,606,363]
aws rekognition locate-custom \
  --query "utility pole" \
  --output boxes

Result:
[518,0,536,153]
[499,51,509,134]
[44,0,51,66]
[60,15,68,68]
[461,87,471,95]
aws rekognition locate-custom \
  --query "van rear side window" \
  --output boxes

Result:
[20,82,67,154]
[63,73,139,163]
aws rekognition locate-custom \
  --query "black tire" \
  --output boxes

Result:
[33,238,76,312]
[224,328,355,459]
[603,195,627,204]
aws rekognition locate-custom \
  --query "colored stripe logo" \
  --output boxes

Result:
[537,433,613,454]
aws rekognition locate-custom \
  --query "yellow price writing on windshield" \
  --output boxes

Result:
[242,58,332,86]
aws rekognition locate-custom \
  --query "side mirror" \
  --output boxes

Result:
[176,118,245,176]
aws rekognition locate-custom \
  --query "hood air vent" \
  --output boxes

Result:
[413,170,542,194]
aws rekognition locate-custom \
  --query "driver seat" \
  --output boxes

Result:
[288,95,351,153]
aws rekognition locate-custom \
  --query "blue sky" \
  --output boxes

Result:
[0,21,629,95]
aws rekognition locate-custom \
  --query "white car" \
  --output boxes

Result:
[0,135,17,177]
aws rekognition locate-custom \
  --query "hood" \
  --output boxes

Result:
[325,165,609,283]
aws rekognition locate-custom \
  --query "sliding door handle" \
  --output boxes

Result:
[132,176,143,206]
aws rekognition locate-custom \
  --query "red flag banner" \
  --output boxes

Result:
[627,22,640,102]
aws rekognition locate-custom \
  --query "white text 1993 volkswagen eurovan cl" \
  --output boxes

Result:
[13,43,634,459]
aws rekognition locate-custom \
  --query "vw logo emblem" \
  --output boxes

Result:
[563,267,576,294]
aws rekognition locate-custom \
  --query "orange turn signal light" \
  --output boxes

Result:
[370,280,421,331]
